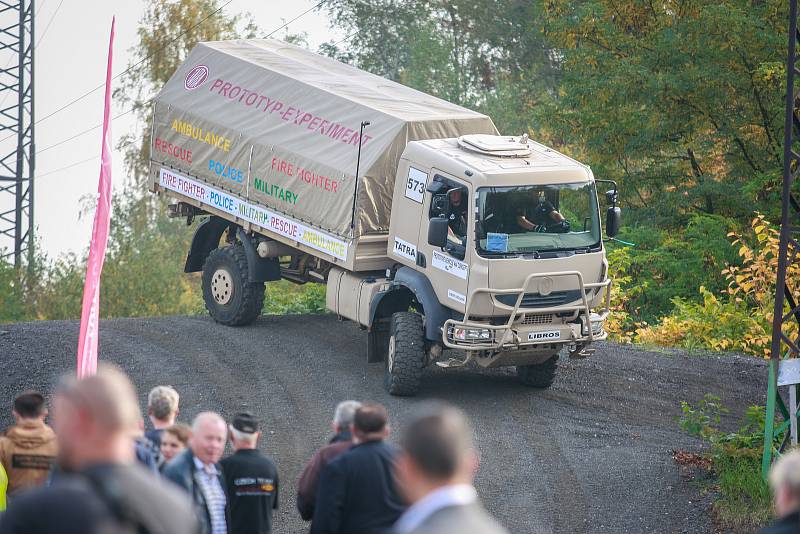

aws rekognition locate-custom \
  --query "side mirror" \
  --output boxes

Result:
[605,189,617,204]
[606,206,621,237]
[428,217,449,248]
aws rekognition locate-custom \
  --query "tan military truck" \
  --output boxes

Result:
[149,39,621,396]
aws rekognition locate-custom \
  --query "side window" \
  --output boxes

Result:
[427,175,469,260]
[445,188,469,245]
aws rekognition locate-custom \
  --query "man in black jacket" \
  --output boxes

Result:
[312,403,405,534]
[763,449,800,533]
[220,412,279,534]
[163,412,228,534]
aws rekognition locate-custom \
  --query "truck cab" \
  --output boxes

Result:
[359,134,618,394]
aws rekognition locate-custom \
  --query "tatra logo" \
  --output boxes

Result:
[185,65,209,90]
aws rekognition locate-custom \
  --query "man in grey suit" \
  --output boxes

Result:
[392,403,508,534]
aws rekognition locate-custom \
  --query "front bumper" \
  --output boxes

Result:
[442,270,612,351]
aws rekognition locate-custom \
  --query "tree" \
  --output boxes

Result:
[322,0,559,122]
[538,0,787,225]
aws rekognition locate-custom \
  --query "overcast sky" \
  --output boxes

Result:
[0,0,337,259]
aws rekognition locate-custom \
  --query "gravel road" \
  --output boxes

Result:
[0,315,768,533]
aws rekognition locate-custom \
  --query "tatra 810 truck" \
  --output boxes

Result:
[149,39,621,396]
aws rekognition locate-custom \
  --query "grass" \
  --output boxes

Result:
[712,448,772,530]
[677,395,774,531]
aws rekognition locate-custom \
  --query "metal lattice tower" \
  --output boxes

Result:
[0,0,33,267]
[762,0,800,479]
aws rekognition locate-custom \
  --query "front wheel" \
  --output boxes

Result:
[201,245,265,326]
[516,354,558,388]
[384,312,425,396]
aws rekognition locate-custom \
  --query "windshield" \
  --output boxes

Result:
[477,182,601,255]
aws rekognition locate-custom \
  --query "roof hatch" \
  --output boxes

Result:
[457,134,532,157]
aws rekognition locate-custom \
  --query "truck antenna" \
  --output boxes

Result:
[350,120,371,232]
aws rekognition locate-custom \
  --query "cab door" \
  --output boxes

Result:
[416,169,471,313]
[387,159,427,270]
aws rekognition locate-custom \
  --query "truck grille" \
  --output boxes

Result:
[521,313,553,325]
[495,289,583,309]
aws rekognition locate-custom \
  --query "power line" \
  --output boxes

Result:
[36,154,97,178]
[328,29,359,49]
[264,0,328,38]
[35,0,65,50]
[36,107,134,155]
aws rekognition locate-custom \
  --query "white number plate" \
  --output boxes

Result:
[404,167,427,204]
[528,330,561,341]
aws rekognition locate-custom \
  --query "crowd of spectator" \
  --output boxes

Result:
[5,363,798,533]
[0,363,508,534]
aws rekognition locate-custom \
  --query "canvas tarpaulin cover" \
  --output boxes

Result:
[150,38,497,238]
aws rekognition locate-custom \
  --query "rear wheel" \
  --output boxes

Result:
[202,245,265,326]
[516,354,558,388]
[384,312,425,396]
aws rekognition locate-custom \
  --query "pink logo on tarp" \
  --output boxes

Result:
[184,65,209,90]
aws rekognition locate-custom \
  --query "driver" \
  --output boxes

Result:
[447,188,468,243]
[515,190,567,232]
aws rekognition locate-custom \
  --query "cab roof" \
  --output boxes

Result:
[407,136,592,186]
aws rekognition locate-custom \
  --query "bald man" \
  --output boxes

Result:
[164,412,229,534]
[0,364,197,534]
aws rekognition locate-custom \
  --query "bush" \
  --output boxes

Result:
[629,214,798,357]
[635,288,765,353]
[609,214,740,324]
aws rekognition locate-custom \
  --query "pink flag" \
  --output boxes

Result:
[77,17,115,378]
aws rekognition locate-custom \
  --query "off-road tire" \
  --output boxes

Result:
[516,354,558,388]
[201,245,265,326]
[384,312,425,396]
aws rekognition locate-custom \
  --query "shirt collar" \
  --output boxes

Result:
[393,484,477,534]
[193,455,218,475]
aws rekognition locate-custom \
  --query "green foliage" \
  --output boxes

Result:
[635,288,763,353]
[323,0,559,110]
[264,281,326,315]
[677,396,772,529]
[610,214,740,323]
[538,0,786,224]
[625,215,796,357]
[0,256,25,322]
[678,394,728,443]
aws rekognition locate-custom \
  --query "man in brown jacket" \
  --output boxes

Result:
[0,391,58,496]
[296,400,361,525]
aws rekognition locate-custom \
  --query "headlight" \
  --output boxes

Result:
[581,313,604,335]
[451,327,493,341]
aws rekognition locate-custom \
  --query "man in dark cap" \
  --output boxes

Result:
[220,413,279,534]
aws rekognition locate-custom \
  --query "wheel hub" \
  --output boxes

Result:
[211,268,234,305]
[387,335,396,372]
